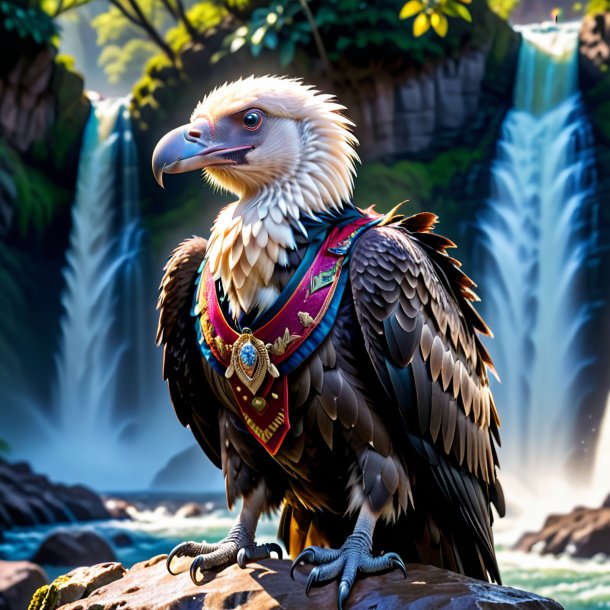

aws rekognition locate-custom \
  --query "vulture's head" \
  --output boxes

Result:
[152,76,358,212]
[152,76,360,317]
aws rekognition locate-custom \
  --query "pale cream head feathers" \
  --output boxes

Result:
[196,76,360,318]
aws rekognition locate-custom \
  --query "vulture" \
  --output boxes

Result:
[153,76,504,609]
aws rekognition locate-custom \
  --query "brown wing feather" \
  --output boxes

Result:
[350,214,504,582]
[157,237,222,468]
[351,217,501,481]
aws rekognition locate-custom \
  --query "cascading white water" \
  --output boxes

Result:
[54,98,129,433]
[35,97,194,489]
[476,23,598,488]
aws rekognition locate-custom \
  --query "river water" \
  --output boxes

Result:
[1,493,608,609]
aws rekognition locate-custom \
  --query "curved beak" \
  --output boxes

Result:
[152,119,252,188]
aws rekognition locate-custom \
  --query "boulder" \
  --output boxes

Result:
[175,502,204,518]
[0,460,111,529]
[31,530,116,567]
[102,497,132,520]
[0,561,47,610]
[515,496,610,558]
[41,556,562,610]
[28,563,125,610]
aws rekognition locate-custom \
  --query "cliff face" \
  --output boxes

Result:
[339,23,520,163]
[0,32,90,411]
[30,556,564,610]
[578,12,610,475]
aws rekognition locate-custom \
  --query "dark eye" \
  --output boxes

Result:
[243,110,262,131]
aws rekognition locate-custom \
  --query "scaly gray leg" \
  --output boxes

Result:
[166,485,282,584]
[291,503,406,610]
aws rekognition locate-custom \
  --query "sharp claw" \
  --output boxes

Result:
[237,548,247,569]
[266,542,283,560]
[296,548,315,565]
[387,553,407,579]
[291,548,314,579]
[305,567,318,596]
[338,580,351,610]
[190,555,206,585]
[166,541,192,575]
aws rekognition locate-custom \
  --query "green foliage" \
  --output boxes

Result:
[399,0,473,38]
[355,161,428,214]
[0,439,9,454]
[92,0,229,87]
[219,0,451,68]
[99,38,159,84]
[92,4,149,46]
[40,0,92,17]
[91,0,172,84]
[486,0,520,19]
[0,1,58,44]
[0,141,70,237]
[216,2,306,65]
[166,1,228,50]
[355,141,490,244]
[586,0,610,12]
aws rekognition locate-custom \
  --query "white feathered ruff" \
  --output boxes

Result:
[196,76,360,319]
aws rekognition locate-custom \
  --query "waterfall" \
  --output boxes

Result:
[54,98,134,433]
[476,23,599,488]
[32,97,193,490]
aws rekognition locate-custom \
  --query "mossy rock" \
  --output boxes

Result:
[29,576,70,610]
[40,54,90,174]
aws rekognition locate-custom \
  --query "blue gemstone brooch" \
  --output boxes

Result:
[225,328,279,395]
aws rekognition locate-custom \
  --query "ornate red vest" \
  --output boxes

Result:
[192,211,380,455]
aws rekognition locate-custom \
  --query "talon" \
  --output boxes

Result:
[238,542,284,569]
[190,555,206,585]
[266,542,283,560]
[295,548,315,565]
[386,552,407,578]
[166,541,195,575]
[291,548,314,579]
[237,548,248,569]
[305,567,319,596]
[338,580,351,610]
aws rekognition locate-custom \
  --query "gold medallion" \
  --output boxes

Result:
[225,328,279,395]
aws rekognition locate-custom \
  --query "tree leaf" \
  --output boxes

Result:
[265,29,278,49]
[399,0,425,19]
[441,3,459,16]
[413,12,430,36]
[230,36,246,52]
[210,50,227,64]
[452,3,472,21]
[431,12,448,36]
[251,25,267,46]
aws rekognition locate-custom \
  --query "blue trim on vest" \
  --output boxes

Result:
[193,211,381,378]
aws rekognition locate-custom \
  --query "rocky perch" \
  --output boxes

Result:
[515,493,610,558]
[28,556,562,610]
